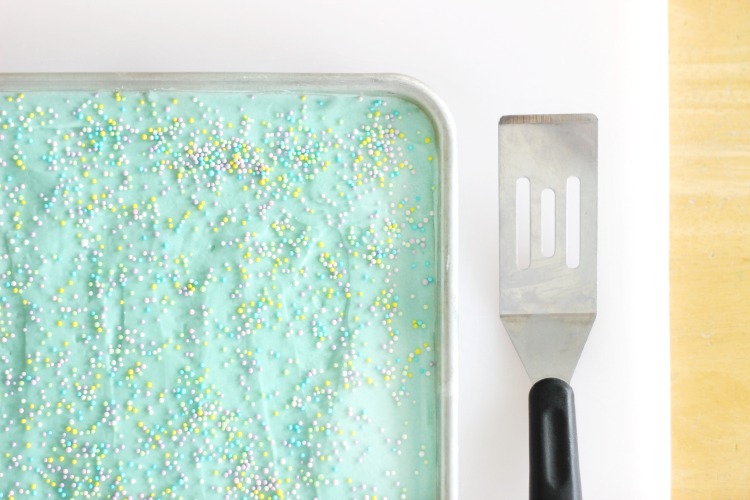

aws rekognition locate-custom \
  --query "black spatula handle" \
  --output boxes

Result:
[529,378,582,500]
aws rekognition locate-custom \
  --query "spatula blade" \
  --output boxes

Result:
[498,114,597,382]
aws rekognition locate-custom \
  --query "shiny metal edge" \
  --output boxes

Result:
[0,72,459,500]
[499,113,597,125]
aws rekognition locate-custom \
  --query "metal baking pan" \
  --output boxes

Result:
[0,73,456,500]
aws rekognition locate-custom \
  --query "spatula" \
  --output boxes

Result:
[498,114,597,500]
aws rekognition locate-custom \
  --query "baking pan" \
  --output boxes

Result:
[0,73,456,500]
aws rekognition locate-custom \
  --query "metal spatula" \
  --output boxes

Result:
[498,114,597,500]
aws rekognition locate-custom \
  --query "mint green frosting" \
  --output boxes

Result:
[0,89,440,499]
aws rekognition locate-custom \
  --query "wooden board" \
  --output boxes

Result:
[671,0,750,496]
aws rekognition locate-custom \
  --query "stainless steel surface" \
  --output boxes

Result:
[498,114,597,382]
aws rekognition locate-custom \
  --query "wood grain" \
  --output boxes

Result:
[671,0,750,496]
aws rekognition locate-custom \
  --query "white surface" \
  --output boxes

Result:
[0,1,670,498]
